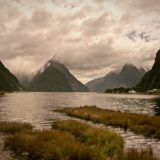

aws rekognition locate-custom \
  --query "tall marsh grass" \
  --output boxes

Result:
[0,122,33,133]
[56,106,160,139]
[5,130,97,160]
[53,120,123,158]
[1,120,159,160]
[3,120,123,160]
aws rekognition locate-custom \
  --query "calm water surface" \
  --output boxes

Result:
[0,92,160,156]
[0,92,158,128]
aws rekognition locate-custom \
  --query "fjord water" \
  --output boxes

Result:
[0,92,158,128]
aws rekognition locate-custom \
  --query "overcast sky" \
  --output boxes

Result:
[0,0,160,83]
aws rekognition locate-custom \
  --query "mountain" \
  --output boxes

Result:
[86,64,145,92]
[29,59,89,92]
[0,61,22,92]
[136,49,160,92]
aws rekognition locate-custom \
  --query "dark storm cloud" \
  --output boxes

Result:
[0,0,159,82]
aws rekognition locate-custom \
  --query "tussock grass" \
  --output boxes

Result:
[53,120,123,158]
[56,106,160,139]
[5,129,102,160]
[2,120,159,160]
[0,122,33,134]
[5,120,123,160]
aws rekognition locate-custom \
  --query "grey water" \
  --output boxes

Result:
[0,92,160,156]
[0,92,158,128]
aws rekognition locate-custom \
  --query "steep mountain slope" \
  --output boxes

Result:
[29,60,89,92]
[86,64,145,92]
[85,77,104,92]
[0,61,22,91]
[136,49,160,92]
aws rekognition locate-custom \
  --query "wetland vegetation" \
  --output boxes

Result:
[0,120,158,160]
[56,106,160,139]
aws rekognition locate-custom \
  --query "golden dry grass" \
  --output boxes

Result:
[2,120,159,160]
[53,120,123,158]
[3,120,123,160]
[0,122,33,134]
[56,106,160,139]
[5,129,98,160]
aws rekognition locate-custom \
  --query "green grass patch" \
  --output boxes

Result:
[56,106,160,139]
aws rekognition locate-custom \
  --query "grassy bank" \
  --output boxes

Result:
[4,120,123,160]
[0,121,159,160]
[53,120,123,158]
[56,106,160,139]
[0,122,33,133]
[5,130,98,160]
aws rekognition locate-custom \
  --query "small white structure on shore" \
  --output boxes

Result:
[129,90,136,94]
[147,89,160,94]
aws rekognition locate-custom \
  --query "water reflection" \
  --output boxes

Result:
[0,92,157,129]
[153,97,160,116]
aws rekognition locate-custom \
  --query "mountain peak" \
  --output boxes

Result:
[86,64,145,92]
[29,59,88,92]
[122,64,137,70]
[46,56,62,68]
[48,59,61,65]
[0,60,5,68]
[156,49,160,55]
[121,64,138,75]
[45,59,70,77]
[136,49,160,91]
[155,49,160,63]
[39,59,65,75]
